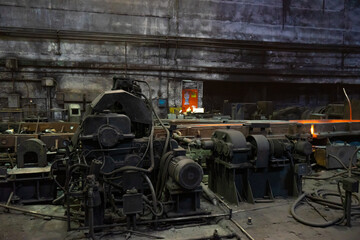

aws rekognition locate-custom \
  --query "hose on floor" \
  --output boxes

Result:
[290,193,343,227]
[290,183,360,227]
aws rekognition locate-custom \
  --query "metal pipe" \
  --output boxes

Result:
[230,218,255,240]
[5,192,14,213]
[100,229,164,239]
[212,192,231,211]
[200,182,218,206]
[35,116,40,134]
[173,132,193,145]
[0,202,67,221]
[6,152,14,167]
[343,88,352,121]
[77,213,230,230]
[185,233,238,240]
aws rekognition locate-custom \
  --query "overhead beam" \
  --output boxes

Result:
[1,26,360,53]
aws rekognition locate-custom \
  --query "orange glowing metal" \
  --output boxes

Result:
[290,119,360,124]
[187,123,244,127]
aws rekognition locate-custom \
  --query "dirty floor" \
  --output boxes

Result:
[0,170,359,240]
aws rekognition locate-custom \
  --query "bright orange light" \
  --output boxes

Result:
[310,124,318,138]
[188,123,244,127]
[186,107,192,112]
[290,119,360,123]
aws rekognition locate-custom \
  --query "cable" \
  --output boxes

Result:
[134,79,170,156]
[337,181,347,225]
[303,171,347,180]
[142,173,163,216]
[50,158,66,192]
[327,153,349,170]
[136,134,151,167]
[290,193,343,227]
[155,151,173,195]
[291,180,360,227]
[156,152,174,199]
[137,123,155,169]
[152,105,170,156]
[145,202,164,217]
[69,163,89,174]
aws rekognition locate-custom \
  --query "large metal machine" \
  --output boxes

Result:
[0,138,57,203]
[63,78,204,235]
[201,129,311,204]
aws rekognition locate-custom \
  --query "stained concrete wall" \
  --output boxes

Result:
[0,0,360,118]
[1,0,359,43]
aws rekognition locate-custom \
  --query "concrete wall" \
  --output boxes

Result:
[0,0,360,118]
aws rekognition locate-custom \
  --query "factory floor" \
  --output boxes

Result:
[0,170,359,240]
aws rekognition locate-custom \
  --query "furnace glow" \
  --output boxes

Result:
[310,124,317,138]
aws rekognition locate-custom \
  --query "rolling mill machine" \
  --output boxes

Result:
[200,129,311,204]
[61,78,205,236]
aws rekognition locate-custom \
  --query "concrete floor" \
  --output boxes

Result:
[0,170,359,240]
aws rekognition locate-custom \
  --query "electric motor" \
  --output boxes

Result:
[168,156,203,190]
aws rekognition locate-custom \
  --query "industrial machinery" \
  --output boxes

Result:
[314,144,358,169]
[63,78,204,235]
[0,138,56,203]
[2,76,360,238]
[202,129,311,204]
